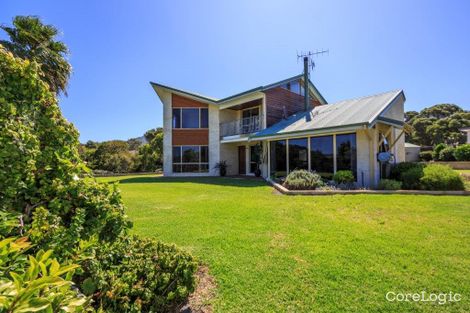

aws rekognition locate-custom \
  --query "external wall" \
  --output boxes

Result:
[158,90,173,176]
[220,143,239,175]
[208,104,220,176]
[263,87,321,127]
[356,129,372,187]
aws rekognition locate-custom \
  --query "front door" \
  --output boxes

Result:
[238,146,246,175]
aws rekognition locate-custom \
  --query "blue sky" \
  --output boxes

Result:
[2,0,469,142]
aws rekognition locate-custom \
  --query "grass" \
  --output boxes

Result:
[99,175,470,312]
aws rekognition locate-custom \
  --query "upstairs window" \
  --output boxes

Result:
[172,108,209,129]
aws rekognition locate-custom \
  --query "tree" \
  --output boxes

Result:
[405,104,470,146]
[1,16,71,95]
[135,128,163,171]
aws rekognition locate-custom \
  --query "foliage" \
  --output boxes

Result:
[420,164,465,191]
[454,144,470,161]
[0,237,89,312]
[390,162,424,180]
[332,170,355,184]
[438,146,456,161]
[432,143,447,160]
[406,104,470,146]
[214,161,228,176]
[283,170,324,190]
[134,129,163,172]
[78,236,196,312]
[400,167,425,190]
[0,16,71,96]
[1,45,196,312]
[419,151,433,161]
[377,179,402,190]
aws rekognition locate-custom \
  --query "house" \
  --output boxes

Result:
[151,74,406,187]
[460,127,470,144]
[405,142,421,162]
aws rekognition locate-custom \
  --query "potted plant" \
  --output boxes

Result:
[214,161,228,177]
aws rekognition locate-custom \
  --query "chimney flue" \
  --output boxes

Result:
[303,56,309,112]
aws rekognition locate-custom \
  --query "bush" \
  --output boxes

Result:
[401,166,425,190]
[0,236,89,312]
[390,162,425,180]
[79,236,197,312]
[438,146,456,161]
[283,170,324,190]
[332,170,355,184]
[420,164,465,191]
[377,179,402,190]
[454,144,470,161]
[432,143,447,160]
[419,151,433,161]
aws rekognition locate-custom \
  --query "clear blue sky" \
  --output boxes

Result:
[2,0,469,142]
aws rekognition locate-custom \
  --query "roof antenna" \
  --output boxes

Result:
[297,49,329,121]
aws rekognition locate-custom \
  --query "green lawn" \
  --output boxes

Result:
[99,175,470,313]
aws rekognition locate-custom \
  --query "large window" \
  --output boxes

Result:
[270,140,287,177]
[336,133,357,176]
[172,145,209,173]
[172,108,208,129]
[310,135,334,179]
[288,138,308,171]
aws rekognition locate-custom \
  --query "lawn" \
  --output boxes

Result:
[99,175,470,313]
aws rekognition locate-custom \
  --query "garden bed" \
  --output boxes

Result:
[268,179,470,196]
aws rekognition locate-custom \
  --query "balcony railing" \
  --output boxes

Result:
[220,115,263,138]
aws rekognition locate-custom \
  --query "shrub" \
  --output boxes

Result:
[0,236,89,312]
[377,179,402,190]
[420,164,465,191]
[79,236,197,312]
[332,170,355,184]
[283,170,324,190]
[390,162,425,181]
[401,166,425,190]
[432,143,447,160]
[419,151,433,161]
[438,146,456,161]
[454,144,470,161]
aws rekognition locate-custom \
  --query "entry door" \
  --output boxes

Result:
[238,146,246,175]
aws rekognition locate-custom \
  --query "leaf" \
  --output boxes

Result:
[15,298,51,312]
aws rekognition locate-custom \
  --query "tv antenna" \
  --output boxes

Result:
[297,49,329,74]
[296,49,329,114]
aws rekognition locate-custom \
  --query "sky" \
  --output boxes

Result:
[2,0,470,142]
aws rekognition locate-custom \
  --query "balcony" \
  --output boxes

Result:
[220,115,263,138]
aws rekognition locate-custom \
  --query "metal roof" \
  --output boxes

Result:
[150,74,327,105]
[252,89,405,139]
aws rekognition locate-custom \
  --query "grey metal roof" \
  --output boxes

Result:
[150,74,327,105]
[252,89,404,139]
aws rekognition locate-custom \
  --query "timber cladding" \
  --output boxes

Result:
[172,94,209,108]
[264,87,321,127]
[171,93,209,145]
[172,129,208,145]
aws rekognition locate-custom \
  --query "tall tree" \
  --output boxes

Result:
[405,104,470,146]
[1,16,71,95]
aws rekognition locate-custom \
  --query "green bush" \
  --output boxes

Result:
[0,45,197,312]
[283,170,324,190]
[401,166,425,190]
[390,162,425,180]
[0,236,89,312]
[420,164,465,191]
[438,146,456,161]
[454,144,470,161]
[332,170,355,184]
[377,179,402,190]
[432,143,447,160]
[79,236,197,312]
[419,151,433,161]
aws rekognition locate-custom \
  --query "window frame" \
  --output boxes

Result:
[172,145,209,173]
[172,107,209,129]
